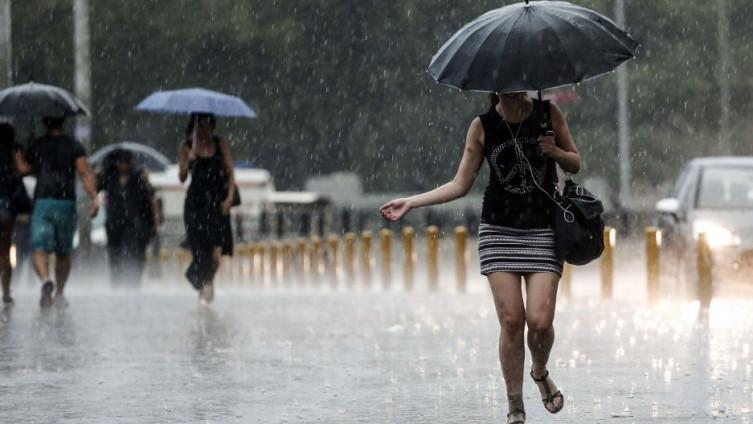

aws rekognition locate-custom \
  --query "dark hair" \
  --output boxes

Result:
[489,93,500,109]
[42,116,66,130]
[185,113,217,138]
[0,122,15,160]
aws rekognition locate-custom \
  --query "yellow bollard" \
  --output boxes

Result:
[601,226,615,298]
[270,242,281,285]
[697,233,713,307]
[560,262,572,298]
[646,227,661,302]
[344,232,357,286]
[427,225,440,291]
[297,239,308,285]
[380,229,392,288]
[177,249,190,284]
[454,226,468,293]
[258,242,269,286]
[361,231,373,287]
[402,227,415,291]
[311,236,322,282]
[282,241,294,286]
[327,235,340,288]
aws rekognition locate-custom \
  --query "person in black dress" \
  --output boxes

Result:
[98,149,158,287]
[178,113,235,305]
[380,92,581,424]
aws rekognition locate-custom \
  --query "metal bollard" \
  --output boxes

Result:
[601,226,615,298]
[560,262,572,298]
[402,227,415,291]
[697,233,712,307]
[427,225,440,291]
[311,236,322,281]
[454,226,468,292]
[645,227,661,302]
[282,241,294,285]
[270,242,281,285]
[380,229,392,288]
[344,232,357,286]
[327,234,340,288]
[361,231,373,287]
[297,239,308,285]
[257,242,268,285]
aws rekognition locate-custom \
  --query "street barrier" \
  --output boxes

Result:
[427,225,439,291]
[560,263,572,298]
[402,227,415,291]
[601,226,615,298]
[454,226,467,292]
[344,232,356,285]
[327,235,339,288]
[697,232,712,307]
[380,229,392,288]
[645,227,661,302]
[361,231,373,286]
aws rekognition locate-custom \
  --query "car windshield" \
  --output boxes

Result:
[697,166,753,209]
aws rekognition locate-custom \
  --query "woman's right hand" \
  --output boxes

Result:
[379,198,412,222]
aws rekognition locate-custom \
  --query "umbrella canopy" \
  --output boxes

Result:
[135,88,257,118]
[428,0,640,93]
[0,82,91,117]
[89,142,171,172]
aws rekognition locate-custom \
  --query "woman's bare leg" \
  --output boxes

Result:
[524,271,563,411]
[488,271,526,419]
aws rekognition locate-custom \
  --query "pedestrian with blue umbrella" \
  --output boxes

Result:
[136,88,255,305]
[380,2,638,422]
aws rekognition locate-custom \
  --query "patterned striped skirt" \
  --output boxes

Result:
[478,223,564,277]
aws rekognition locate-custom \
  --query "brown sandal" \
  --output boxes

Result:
[530,369,564,414]
[506,394,526,424]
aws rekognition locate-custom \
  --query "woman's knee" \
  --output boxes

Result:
[499,309,526,335]
[526,314,554,334]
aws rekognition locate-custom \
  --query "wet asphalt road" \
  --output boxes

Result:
[1,275,752,423]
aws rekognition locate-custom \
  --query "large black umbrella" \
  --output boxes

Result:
[0,82,90,117]
[428,0,639,93]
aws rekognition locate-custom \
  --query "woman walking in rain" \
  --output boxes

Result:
[178,113,235,305]
[380,92,580,423]
[98,149,158,286]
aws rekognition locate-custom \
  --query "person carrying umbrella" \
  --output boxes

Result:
[97,148,159,287]
[380,2,638,422]
[135,87,253,305]
[16,116,99,308]
[177,113,236,305]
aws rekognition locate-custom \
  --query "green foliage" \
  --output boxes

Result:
[9,0,753,193]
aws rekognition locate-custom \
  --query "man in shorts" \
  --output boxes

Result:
[16,116,99,308]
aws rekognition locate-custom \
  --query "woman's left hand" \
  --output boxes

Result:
[222,198,233,215]
[537,134,561,158]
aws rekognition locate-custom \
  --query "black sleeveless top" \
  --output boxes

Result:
[186,136,227,208]
[480,99,556,229]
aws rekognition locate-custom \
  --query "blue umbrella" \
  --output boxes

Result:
[135,88,256,118]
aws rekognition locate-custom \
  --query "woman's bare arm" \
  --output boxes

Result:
[380,118,485,221]
[177,141,191,183]
[218,138,236,214]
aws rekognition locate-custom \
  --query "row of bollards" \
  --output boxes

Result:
[599,226,713,305]
[155,225,715,301]
[157,226,472,291]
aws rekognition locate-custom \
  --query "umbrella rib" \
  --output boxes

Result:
[431,12,507,82]
[459,12,521,90]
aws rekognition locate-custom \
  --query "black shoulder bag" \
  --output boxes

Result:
[514,100,605,265]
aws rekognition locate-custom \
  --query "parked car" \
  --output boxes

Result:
[656,157,753,282]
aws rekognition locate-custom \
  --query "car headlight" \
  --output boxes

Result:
[693,219,741,248]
